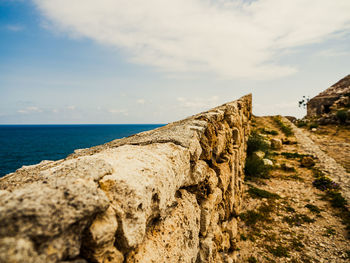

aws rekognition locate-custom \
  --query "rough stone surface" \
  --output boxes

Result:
[126,190,200,263]
[307,74,350,119]
[252,151,265,160]
[0,94,252,262]
[301,156,315,167]
[288,118,350,206]
[270,138,282,150]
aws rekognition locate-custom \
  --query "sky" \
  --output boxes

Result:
[1,0,350,124]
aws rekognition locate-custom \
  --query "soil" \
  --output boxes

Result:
[232,116,350,263]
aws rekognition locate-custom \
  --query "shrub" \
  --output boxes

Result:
[336,110,348,124]
[247,131,270,155]
[245,157,271,180]
[308,122,319,129]
[327,192,347,208]
[259,128,278,135]
[248,256,258,263]
[296,120,307,128]
[312,177,340,191]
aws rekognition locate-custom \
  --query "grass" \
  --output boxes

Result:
[312,177,340,191]
[308,122,319,129]
[245,130,273,180]
[305,204,321,214]
[283,213,315,227]
[280,152,310,159]
[239,202,275,226]
[247,130,270,155]
[266,244,290,257]
[245,157,271,180]
[311,168,350,238]
[259,127,279,135]
[336,109,348,124]
[273,116,294,137]
[323,227,336,237]
[248,256,258,263]
[279,163,296,172]
[248,185,281,199]
[296,120,307,128]
[290,238,305,252]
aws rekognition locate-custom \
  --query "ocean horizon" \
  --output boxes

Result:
[0,124,164,177]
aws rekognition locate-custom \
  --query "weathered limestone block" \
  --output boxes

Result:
[252,151,265,160]
[270,138,282,150]
[0,177,109,262]
[126,190,200,263]
[97,143,195,249]
[0,237,45,263]
[82,206,123,263]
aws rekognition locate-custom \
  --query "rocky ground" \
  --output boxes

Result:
[304,125,350,173]
[233,116,350,263]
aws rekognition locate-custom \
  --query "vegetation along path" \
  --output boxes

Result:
[232,116,350,263]
[287,118,350,206]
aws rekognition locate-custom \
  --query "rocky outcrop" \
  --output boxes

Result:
[307,74,350,123]
[0,95,252,263]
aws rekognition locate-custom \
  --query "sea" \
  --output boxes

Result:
[0,124,164,178]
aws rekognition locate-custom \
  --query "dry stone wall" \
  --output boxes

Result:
[0,94,252,263]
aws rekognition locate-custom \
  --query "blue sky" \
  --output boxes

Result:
[1,0,350,124]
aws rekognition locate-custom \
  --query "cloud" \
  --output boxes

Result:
[66,105,76,110]
[137,99,145,105]
[316,48,350,57]
[177,96,220,110]
[108,109,128,115]
[34,0,350,79]
[5,24,25,32]
[17,106,42,114]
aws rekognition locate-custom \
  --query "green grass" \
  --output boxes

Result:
[311,168,350,239]
[240,202,275,226]
[248,185,281,199]
[259,127,279,135]
[245,157,271,180]
[280,152,310,159]
[283,213,315,227]
[266,244,290,257]
[336,109,348,124]
[273,116,294,137]
[279,163,296,172]
[305,204,321,214]
[323,227,336,237]
[296,120,307,128]
[247,130,270,155]
[308,122,319,129]
[248,256,258,263]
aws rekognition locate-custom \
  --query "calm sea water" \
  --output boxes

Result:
[0,124,164,177]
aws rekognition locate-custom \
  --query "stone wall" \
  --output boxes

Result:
[307,74,350,118]
[0,94,252,263]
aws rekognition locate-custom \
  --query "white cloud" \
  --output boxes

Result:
[316,48,350,57]
[34,0,350,79]
[5,24,25,32]
[137,99,145,105]
[66,105,76,110]
[17,106,42,114]
[108,109,128,116]
[177,96,220,110]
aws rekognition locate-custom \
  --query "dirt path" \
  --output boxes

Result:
[231,116,350,263]
[286,118,350,206]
